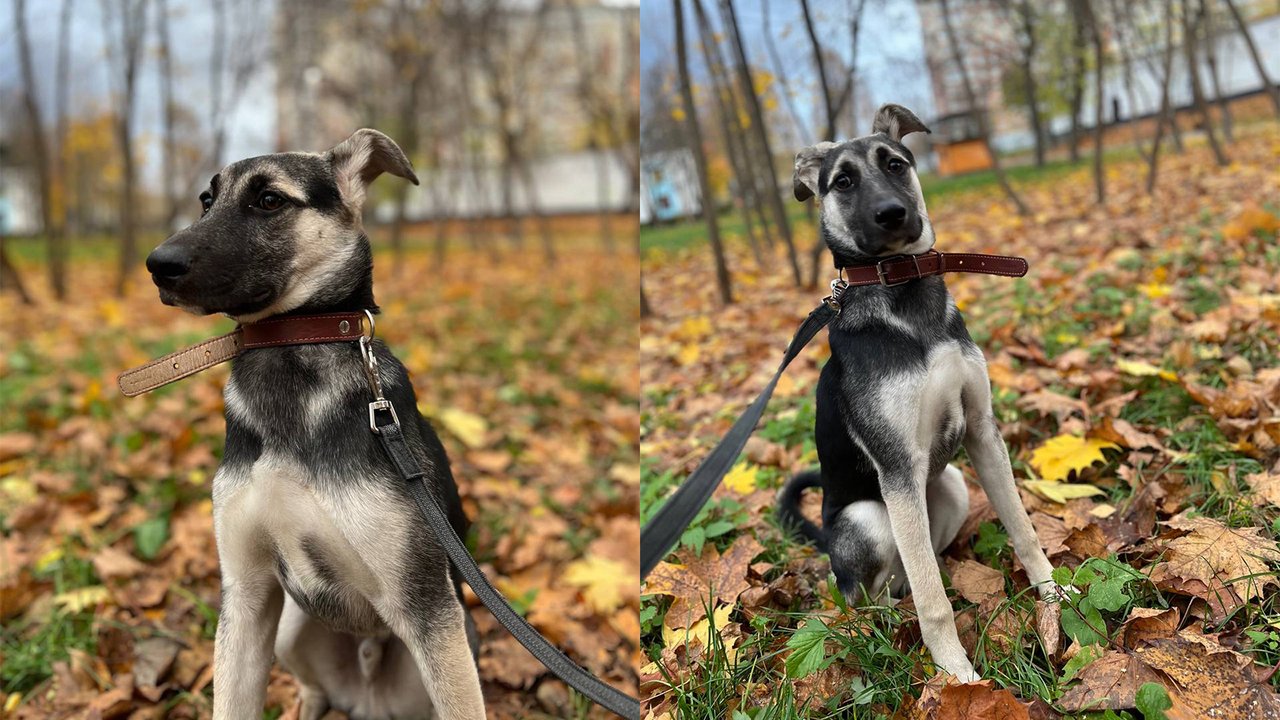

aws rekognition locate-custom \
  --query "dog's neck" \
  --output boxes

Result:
[277,276,378,319]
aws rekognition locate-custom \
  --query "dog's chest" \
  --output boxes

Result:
[214,455,391,636]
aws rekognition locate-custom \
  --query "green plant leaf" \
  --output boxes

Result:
[1135,681,1172,720]
[133,516,169,561]
[1060,643,1102,683]
[785,619,829,679]
[1052,566,1075,587]
[1061,596,1107,646]
[974,522,1009,563]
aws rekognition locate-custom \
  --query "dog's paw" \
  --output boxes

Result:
[947,664,981,684]
[1037,580,1076,603]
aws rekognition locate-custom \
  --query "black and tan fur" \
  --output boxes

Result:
[777,105,1060,683]
[146,130,482,719]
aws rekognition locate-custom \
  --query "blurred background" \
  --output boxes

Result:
[0,1,640,718]
[639,1,1280,717]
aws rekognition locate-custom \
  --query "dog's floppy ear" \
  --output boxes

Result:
[326,128,420,209]
[871,104,931,143]
[793,141,839,202]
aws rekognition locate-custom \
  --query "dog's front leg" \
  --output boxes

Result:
[213,571,285,719]
[881,468,979,682]
[962,382,1056,592]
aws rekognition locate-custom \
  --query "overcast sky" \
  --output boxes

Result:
[640,0,935,142]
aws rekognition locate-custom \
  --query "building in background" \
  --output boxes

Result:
[640,149,699,225]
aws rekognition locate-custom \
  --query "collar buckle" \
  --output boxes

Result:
[876,254,922,286]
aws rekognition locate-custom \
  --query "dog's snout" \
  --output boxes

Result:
[873,202,908,230]
[146,244,192,281]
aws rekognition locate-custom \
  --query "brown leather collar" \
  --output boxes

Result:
[837,249,1028,287]
[118,311,368,397]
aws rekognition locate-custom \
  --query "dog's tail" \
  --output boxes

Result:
[777,470,827,552]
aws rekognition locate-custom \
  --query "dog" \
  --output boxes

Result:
[777,104,1058,683]
[144,129,484,719]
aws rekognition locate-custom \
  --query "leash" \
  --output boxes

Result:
[120,310,641,718]
[639,249,1029,579]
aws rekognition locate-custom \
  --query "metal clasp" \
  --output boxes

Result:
[876,254,922,287]
[822,268,848,314]
[358,309,399,434]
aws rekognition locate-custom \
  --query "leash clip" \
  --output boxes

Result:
[358,309,399,434]
[822,269,848,314]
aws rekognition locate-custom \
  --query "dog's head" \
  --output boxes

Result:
[145,129,418,321]
[792,104,933,262]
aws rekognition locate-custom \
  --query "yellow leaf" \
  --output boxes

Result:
[35,547,64,573]
[676,343,700,366]
[1023,479,1106,503]
[563,556,629,613]
[674,316,712,341]
[1139,282,1173,299]
[1116,359,1178,382]
[435,408,488,449]
[663,603,735,663]
[4,693,20,713]
[723,462,758,495]
[1029,435,1119,482]
[53,586,111,613]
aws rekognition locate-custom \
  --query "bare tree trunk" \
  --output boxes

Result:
[390,64,423,274]
[640,282,653,318]
[1067,0,1088,162]
[1013,0,1046,166]
[798,0,835,139]
[157,0,179,230]
[693,0,765,269]
[1146,0,1178,193]
[1087,0,1105,204]
[0,238,34,304]
[1221,0,1280,116]
[103,0,150,297]
[55,0,75,244]
[721,0,802,287]
[1199,0,1233,142]
[761,0,808,143]
[1110,0,1150,160]
[517,159,556,266]
[939,0,1030,215]
[1181,0,1229,166]
[14,0,62,299]
[675,0,732,304]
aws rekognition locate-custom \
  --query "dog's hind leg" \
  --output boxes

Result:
[373,586,485,720]
[826,499,902,602]
[926,464,969,557]
[962,381,1057,594]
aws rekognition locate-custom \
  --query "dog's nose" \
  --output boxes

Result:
[146,245,191,280]
[873,202,908,230]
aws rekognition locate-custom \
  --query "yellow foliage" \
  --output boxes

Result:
[1029,435,1119,483]
[1116,359,1178,382]
[433,408,489,449]
[563,555,629,613]
[723,462,758,495]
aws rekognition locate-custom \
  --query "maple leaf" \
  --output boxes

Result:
[1028,434,1119,483]
[562,555,629,614]
[1115,359,1179,382]
[1154,512,1280,603]
[660,603,735,660]
[432,407,489,449]
[1246,471,1280,508]
[722,462,758,495]
[644,533,763,630]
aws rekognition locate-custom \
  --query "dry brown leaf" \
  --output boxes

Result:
[1058,651,1164,712]
[949,560,1005,608]
[644,533,764,630]
[1156,512,1280,602]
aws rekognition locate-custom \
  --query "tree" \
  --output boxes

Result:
[101,0,150,296]
[1146,0,1180,193]
[674,0,732,304]
[55,0,75,240]
[997,0,1046,167]
[693,0,766,269]
[1198,0,1232,142]
[1066,0,1089,162]
[1180,0,1228,166]
[13,0,64,299]
[938,0,1029,215]
[720,0,802,287]
[1085,0,1105,204]
[157,0,179,230]
[1221,0,1280,117]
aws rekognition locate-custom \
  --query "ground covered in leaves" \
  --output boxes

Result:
[0,227,639,719]
[640,122,1280,719]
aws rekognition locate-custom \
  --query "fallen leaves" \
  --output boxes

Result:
[1029,435,1119,483]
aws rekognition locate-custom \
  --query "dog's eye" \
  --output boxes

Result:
[833,174,853,191]
[887,158,906,175]
[199,195,213,216]
[257,192,286,212]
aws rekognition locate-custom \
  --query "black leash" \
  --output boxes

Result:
[359,332,640,719]
[639,288,844,579]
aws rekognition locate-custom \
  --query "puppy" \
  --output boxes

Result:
[777,105,1058,682]
[144,129,484,719]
